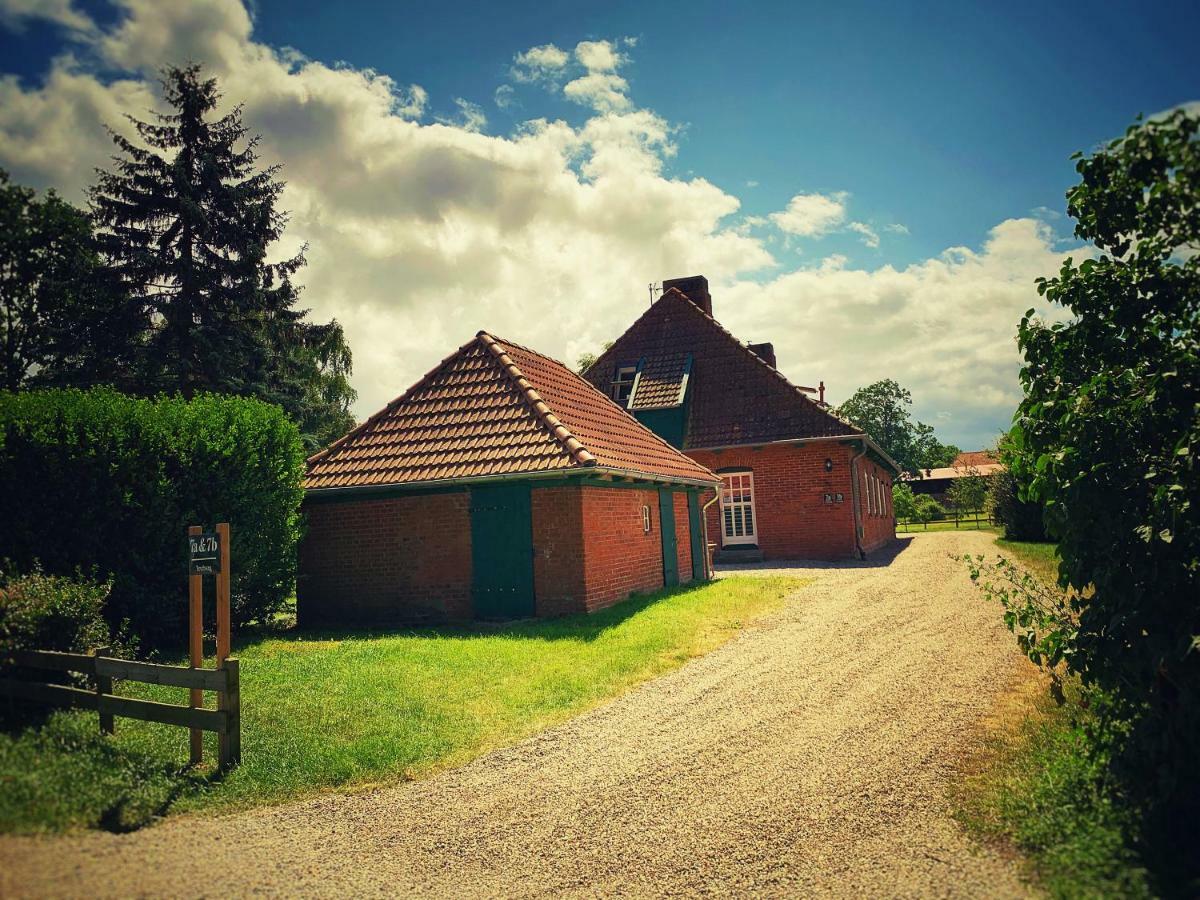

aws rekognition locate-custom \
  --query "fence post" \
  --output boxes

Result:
[219,657,240,769]
[187,524,204,766]
[94,646,113,735]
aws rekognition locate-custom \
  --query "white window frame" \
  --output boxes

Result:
[610,365,637,406]
[719,471,758,546]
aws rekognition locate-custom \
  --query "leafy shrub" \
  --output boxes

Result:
[0,388,305,648]
[892,482,918,520]
[988,468,1047,541]
[0,566,113,658]
[913,494,946,523]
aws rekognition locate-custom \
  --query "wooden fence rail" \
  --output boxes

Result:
[0,648,240,769]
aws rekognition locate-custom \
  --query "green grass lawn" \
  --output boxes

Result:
[956,535,1156,898]
[0,574,803,833]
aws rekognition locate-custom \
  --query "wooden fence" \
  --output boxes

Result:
[898,508,994,532]
[0,648,240,769]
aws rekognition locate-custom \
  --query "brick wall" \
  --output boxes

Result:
[673,491,694,583]
[298,491,472,626]
[857,457,896,554]
[531,484,587,617]
[690,442,895,560]
[579,485,668,612]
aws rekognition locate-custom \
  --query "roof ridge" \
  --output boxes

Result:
[305,334,480,467]
[476,331,597,468]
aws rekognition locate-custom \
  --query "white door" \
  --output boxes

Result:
[720,472,757,546]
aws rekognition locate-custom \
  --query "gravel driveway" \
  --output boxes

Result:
[0,531,1034,898]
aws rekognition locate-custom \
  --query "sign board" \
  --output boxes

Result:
[188,532,221,574]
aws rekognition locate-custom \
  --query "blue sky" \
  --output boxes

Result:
[1,0,1197,447]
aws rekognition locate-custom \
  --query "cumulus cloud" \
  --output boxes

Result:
[769,191,848,237]
[510,43,569,83]
[846,221,879,248]
[437,97,486,133]
[0,0,95,33]
[493,84,515,110]
[0,0,1079,448]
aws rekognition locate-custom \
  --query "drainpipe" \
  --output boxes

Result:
[849,439,869,560]
[701,488,720,579]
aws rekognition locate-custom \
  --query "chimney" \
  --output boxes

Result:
[662,275,712,316]
[748,342,776,368]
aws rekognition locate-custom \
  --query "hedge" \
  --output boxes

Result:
[0,389,305,648]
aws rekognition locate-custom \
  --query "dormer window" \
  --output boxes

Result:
[610,365,637,405]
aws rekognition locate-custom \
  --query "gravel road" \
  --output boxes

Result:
[0,531,1034,898]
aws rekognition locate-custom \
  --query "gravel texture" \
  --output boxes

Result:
[0,531,1033,898]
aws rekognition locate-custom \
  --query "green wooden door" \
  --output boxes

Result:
[687,491,706,581]
[659,488,679,587]
[470,483,535,619]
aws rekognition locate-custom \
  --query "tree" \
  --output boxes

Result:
[1013,108,1199,824]
[892,482,918,520]
[946,465,989,513]
[0,171,142,391]
[89,64,354,448]
[576,341,614,375]
[836,379,958,473]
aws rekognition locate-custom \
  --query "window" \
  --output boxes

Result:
[642,505,651,533]
[719,471,757,546]
[610,365,637,405]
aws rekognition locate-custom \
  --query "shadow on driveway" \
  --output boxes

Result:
[714,535,915,575]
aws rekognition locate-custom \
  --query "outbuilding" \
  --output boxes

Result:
[298,331,720,626]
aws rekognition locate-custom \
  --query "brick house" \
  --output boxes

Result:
[584,276,900,561]
[298,331,720,626]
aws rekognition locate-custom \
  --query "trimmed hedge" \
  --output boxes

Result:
[0,389,305,648]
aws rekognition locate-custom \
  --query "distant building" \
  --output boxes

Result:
[584,275,900,562]
[907,450,1004,505]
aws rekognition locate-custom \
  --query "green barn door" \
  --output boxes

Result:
[687,491,706,581]
[659,488,679,587]
[470,483,535,619]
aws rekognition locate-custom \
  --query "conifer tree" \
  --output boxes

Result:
[90,64,355,446]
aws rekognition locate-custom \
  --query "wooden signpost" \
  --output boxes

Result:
[186,521,238,768]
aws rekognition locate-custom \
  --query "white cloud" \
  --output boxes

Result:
[563,72,631,112]
[847,221,879,248]
[574,39,622,72]
[0,0,95,34]
[769,191,848,237]
[493,84,515,110]
[720,218,1090,448]
[884,222,909,234]
[510,43,569,83]
[0,0,1080,449]
[745,179,759,188]
[437,97,486,133]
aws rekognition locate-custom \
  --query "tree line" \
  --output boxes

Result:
[0,64,355,450]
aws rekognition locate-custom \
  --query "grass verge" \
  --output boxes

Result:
[0,574,802,833]
[898,520,1000,534]
[956,537,1155,898]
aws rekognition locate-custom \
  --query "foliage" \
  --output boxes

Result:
[989,468,1048,541]
[913,494,947,524]
[87,65,355,450]
[0,170,142,392]
[1012,107,1200,827]
[946,466,990,512]
[0,575,802,831]
[836,378,958,473]
[0,388,305,648]
[576,340,614,375]
[960,554,1074,670]
[0,566,114,660]
[892,482,918,520]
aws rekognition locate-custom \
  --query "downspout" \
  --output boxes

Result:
[849,439,869,560]
[701,488,720,579]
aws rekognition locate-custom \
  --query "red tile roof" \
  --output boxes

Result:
[584,288,863,451]
[629,351,690,410]
[305,331,720,491]
[952,450,999,469]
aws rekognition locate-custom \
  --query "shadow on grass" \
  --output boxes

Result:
[267,578,731,649]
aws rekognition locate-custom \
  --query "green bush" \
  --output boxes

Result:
[914,494,947,523]
[988,468,1047,542]
[0,389,305,648]
[0,566,112,658]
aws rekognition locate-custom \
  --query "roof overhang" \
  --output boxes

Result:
[688,433,903,475]
[303,464,719,500]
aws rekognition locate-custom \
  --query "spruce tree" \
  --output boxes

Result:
[90,64,354,446]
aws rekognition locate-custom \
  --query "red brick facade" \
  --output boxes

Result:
[298,491,473,627]
[298,481,706,625]
[690,442,895,561]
